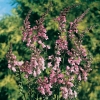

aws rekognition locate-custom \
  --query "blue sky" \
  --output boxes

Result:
[0,0,14,19]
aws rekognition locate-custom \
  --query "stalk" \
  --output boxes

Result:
[28,77,32,100]
[18,68,27,100]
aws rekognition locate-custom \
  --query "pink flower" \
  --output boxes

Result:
[48,55,53,60]
[57,73,64,79]
[74,91,77,98]
[33,70,37,77]
[32,26,37,30]
[56,38,68,51]
[38,86,45,95]
[17,61,24,66]
[68,30,73,33]
[41,42,46,48]
[39,57,45,70]
[69,76,74,81]
[63,93,68,99]
[75,29,78,33]
[66,66,70,70]
[25,74,28,78]
[50,70,56,78]
[82,71,88,81]
[78,74,81,81]
[70,66,75,72]
[60,87,68,99]
[38,40,42,44]
[74,65,79,74]
[36,67,41,75]
[68,88,73,95]
[8,64,11,69]
[56,50,61,55]
[12,67,16,72]
[47,62,52,68]
[67,81,74,88]
[56,15,66,32]
[70,22,73,26]
[46,45,50,49]
[83,76,87,81]
[37,77,52,95]
[48,91,52,96]
[75,57,81,65]
[27,68,32,74]
[58,79,64,84]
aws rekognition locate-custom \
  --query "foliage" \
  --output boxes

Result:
[0,0,100,100]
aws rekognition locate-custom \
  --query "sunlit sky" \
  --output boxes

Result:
[0,0,14,19]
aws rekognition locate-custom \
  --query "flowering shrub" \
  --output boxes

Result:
[6,4,92,100]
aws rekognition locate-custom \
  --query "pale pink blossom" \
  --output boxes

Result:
[46,45,50,49]
[67,81,74,88]
[60,87,68,99]
[33,70,37,77]
[12,67,16,72]
[47,62,52,68]
[74,91,77,98]
[48,55,53,60]
[68,88,73,95]
[78,74,82,81]
[38,86,45,95]
[36,67,41,75]
[8,64,11,69]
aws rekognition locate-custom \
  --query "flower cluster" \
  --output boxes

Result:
[49,68,65,85]
[6,44,24,72]
[6,5,92,100]
[56,15,66,32]
[60,86,77,99]
[55,37,68,55]
[22,11,49,50]
[19,54,45,78]
[68,8,90,34]
[37,77,52,96]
